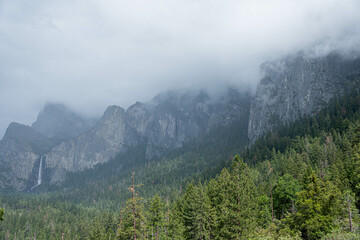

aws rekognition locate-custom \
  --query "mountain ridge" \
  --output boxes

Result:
[1,51,360,191]
[0,88,251,189]
[248,51,360,143]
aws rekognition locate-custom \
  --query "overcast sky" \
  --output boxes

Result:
[1,0,360,138]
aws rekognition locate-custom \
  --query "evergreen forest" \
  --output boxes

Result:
[1,87,360,239]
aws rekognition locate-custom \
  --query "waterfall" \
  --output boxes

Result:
[37,156,43,185]
[31,156,43,190]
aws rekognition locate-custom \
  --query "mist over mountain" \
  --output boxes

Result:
[2,1,360,238]
[32,103,96,144]
[1,0,360,138]
[249,51,360,142]
[1,49,360,191]
[0,86,252,189]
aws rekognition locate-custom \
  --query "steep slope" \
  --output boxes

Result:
[248,52,360,143]
[4,51,359,191]
[45,106,140,183]
[32,103,95,144]
[128,89,251,159]
[0,123,53,190]
[45,89,251,184]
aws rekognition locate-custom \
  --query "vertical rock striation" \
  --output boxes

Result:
[2,51,360,190]
[0,123,53,190]
[45,88,251,183]
[248,52,360,143]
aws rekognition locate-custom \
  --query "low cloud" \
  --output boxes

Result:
[1,0,360,137]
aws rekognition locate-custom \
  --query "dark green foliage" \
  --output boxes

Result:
[147,194,165,240]
[214,156,258,239]
[284,173,341,240]
[179,183,216,240]
[117,173,146,240]
[165,203,185,240]
[90,220,106,240]
[273,174,300,219]
[1,78,360,239]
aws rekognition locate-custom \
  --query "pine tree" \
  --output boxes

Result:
[223,155,258,239]
[352,143,360,192]
[180,183,216,240]
[285,172,341,240]
[105,228,116,240]
[273,174,300,219]
[0,208,4,222]
[165,203,185,240]
[148,194,165,240]
[208,155,258,239]
[117,172,146,240]
[339,190,360,233]
[89,220,106,240]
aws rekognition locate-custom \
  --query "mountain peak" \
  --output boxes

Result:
[100,105,126,121]
[4,122,32,140]
[32,102,95,142]
[1,121,53,154]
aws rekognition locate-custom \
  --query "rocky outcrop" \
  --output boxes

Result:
[46,89,251,183]
[0,123,53,190]
[0,88,250,187]
[0,103,96,189]
[4,50,360,190]
[130,91,209,159]
[248,52,360,143]
[32,103,95,143]
[45,106,140,183]
[130,89,251,159]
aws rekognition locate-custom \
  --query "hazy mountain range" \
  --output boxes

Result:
[1,51,360,191]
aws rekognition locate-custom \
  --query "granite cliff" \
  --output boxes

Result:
[46,89,251,183]
[1,51,360,190]
[0,89,251,188]
[0,123,53,190]
[248,52,360,143]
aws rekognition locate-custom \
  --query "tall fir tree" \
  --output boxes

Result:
[180,183,216,240]
[285,172,341,240]
[147,194,165,240]
[165,202,185,240]
[117,172,146,240]
[208,155,258,239]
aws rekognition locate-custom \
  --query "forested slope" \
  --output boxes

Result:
[1,81,360,239]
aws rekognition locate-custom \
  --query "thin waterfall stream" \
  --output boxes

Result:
[31,156,43,190]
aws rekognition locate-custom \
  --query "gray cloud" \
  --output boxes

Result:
[1,0,360,137]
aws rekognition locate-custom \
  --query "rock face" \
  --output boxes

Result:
[133,89,251,159]
[2,51,360,190]
[32,103,95,143]
[0,123,53,190]
[0,88,251,188]
[0,103,95,190]
[248,52,360,143]
[45,105,140,183]
[46,89,251,183]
